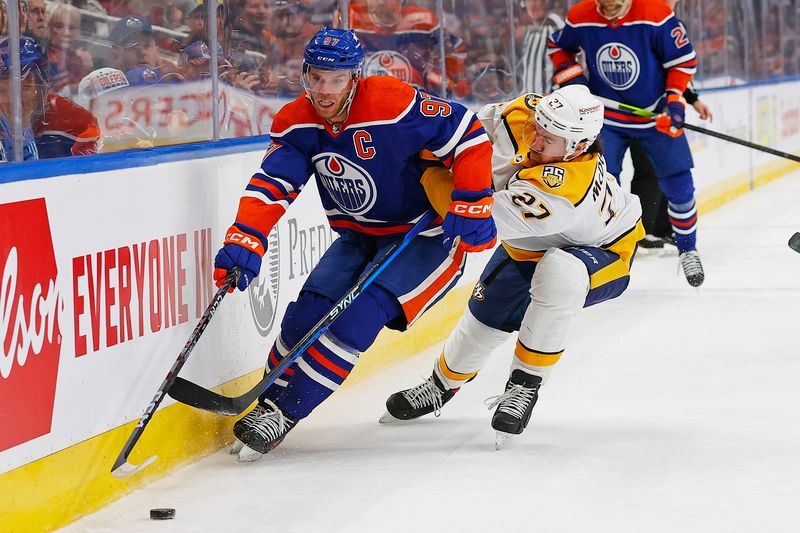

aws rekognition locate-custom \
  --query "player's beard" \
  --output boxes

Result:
[596,0,632,19]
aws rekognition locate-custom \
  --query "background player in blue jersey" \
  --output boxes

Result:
[548,0,705,286]
[213,26,497,462]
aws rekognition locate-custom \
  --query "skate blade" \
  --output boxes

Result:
[230,438,244,455]
[378,411,402,424]
[495,431,513,450]
[237,444,264,463]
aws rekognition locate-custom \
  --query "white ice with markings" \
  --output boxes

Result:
[64,172,800,533]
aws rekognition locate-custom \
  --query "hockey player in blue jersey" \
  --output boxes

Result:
[548,0,704,286]
[213,26,497,461]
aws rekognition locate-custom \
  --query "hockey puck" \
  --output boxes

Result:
[149,508,175,520]
[789,232,800,254]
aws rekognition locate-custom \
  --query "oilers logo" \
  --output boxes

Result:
[248,226,280,337]
[313,153,377,215]
[363,50,415,84]
[596,43,640,90]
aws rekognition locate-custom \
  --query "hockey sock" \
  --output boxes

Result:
[275,332,358,420]
[668,198,698,252]
[259,335,296,404]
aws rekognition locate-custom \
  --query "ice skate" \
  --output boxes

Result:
[380,373,457,423]
[679,250,704,287]
[485,370,542,450]
[639,234,677,256]
[230,438,244,455]
[232,399,296,462]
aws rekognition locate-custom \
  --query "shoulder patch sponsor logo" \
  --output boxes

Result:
[248,226,280,337]
[595,43,640,90]
[524,94,541,109]
[542,165,566,188]
[313,153,378,216]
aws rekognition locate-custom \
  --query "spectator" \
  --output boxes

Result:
[275,55,302,97]
[47,3,94,93]
[1,36,49,161]
[109,15,178,83]
[228,0,275,54]
[350,0,467,97]
[518,0,563,93]
[268,1,314,63]
[1,0,30,35]
[26,0,47,43]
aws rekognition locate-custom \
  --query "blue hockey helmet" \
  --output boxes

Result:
[0,36,49,78]
[303,27,365,72]
[0,36,50,117]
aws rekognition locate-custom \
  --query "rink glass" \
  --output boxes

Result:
[0,0,797,162]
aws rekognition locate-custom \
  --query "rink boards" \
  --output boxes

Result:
[1,79,799,531]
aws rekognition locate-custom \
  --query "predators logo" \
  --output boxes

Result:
[524,93,542,110]
[541,165,566,189]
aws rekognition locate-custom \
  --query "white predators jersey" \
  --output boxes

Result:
[478,93,643,261]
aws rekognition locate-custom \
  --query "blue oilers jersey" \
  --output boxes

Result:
[548,0,697,128]
[231,76,492,237]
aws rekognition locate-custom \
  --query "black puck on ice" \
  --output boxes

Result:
[150,508,176,520]
[789,232,800,253]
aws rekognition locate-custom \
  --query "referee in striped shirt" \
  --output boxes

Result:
[518,0,565,93]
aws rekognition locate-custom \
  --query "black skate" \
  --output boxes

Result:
[485,370,542,449]
[679,250,705,287]
[639,234,677,256]
[379,373,458,424]
[231,399,297,462]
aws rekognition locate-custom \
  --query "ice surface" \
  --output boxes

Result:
[63,173,800,533]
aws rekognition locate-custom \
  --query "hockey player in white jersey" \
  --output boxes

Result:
[381,85,645,448]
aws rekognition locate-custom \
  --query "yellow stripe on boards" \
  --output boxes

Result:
[0,370,263,533]
[0,284,474,532]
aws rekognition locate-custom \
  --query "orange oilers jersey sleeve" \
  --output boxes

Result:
[34,94,100,159]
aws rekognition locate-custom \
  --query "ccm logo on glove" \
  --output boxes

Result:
[450,197,493,218]
[225,229,265,256]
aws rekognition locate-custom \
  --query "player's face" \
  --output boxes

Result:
[527,122,569,164]
[303,67,356,122]
[595,0,632,18]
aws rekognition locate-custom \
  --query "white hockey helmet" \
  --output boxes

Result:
[526,85,604,160]
[78,67,129,101]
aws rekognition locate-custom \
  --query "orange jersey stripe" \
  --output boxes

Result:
[307,346,350,379]
[401,247,464,324]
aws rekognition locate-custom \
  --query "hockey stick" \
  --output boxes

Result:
[600,98,800,164]
[110,268,238,478]
[168,210,438,416]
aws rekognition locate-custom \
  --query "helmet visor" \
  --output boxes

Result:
[301,65,358,94]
